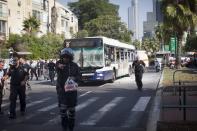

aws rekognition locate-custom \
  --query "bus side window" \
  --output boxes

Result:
[128,52,131,62]
[104,45,111,66]
[125,52,127,61]
[116,50,120,62]
[110,47,115,63]
[121,49,124,61]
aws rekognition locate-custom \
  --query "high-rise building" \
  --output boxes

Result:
[128,0,139,40]
[143,0,158,38]
[156,0,163,23]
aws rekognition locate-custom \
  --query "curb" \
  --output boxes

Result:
[146,70,164,131]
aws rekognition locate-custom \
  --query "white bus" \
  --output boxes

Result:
[64,36,136,82]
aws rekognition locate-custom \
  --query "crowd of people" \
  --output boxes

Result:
[0,48,147,131]
[0,48,80,131]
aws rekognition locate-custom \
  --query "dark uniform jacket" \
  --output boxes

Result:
[132,60,145,74]
[8,65,29,86]
[56,60,80,89]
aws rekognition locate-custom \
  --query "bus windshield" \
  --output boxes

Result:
[65,38,104,68]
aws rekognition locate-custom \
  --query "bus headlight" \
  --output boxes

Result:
[96,72,104,77]
[97,73,104,77]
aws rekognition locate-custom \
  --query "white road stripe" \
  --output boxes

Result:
[2,97,31,108]
[43,97,99,126]
[79,91,92,97]
[122,111,144,127]
[132,97,151,111]
[38,103,58,112]
[16,97,51,111]
[2,102,9,108]
[122,96,151,127]
[14,91,92,124]
[76,97,98,111]
[99,83,110,88]
[80,97,124,126]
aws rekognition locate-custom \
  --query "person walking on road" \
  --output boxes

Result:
[30,60,38,81]
[48,60,56,85]
[132,57,145,91]
[43,60,49,80]
[3,55,29,119]
[56,48,80,131]
[0,59,5,115]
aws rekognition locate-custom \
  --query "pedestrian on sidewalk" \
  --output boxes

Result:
[56,48,80,131]
[3,54,29,119]
[0,59,5,115]
[132,57,145,91]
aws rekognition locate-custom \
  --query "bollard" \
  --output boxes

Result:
[183,86,186,121]
[179,80,182,110]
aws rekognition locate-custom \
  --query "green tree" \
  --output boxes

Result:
[6,33,64,59]
[68,0,119,29]
[73,30,89,38]
[185,35,197,52]
[155,23,174,50]
[84,15,132,43]
[162,0,197,68]
[132,40,141,50]
[142,38,160,56]
[23,17,41,35]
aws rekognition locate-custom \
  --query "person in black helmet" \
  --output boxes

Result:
[56,48,80,131]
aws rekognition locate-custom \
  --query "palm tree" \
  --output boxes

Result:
[162,0,197,68]
[155,23,174,51]
[23,17,41,35]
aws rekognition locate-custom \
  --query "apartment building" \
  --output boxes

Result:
[55,2,78,38]
[5,0,78,39]
[0,0,8,41]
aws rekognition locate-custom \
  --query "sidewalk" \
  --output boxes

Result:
[147,68,197,131]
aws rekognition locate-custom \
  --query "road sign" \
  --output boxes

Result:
[170,37,177,53]
[164,45,169,51]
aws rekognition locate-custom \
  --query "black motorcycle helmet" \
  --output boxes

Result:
[60,48,74,61]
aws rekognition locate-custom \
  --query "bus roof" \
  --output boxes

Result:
[86,36,135,50]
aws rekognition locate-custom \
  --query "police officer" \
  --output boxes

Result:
[56,48,80,131]
[0,59,5,115]
[4,55,29,119]
[132,57,145,91]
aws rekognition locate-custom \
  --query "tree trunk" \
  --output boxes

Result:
[176,36,182,69]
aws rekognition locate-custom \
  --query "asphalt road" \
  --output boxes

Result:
[0,70,161,131]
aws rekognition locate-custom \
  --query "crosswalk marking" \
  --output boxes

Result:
[38,103,58,112]
[43,97,99,126]
[76,97,99,111]
[122,111,143,127]
[16,97,51,111]
[132,97,151,111]
[2,97,31,108]
[79,91,92,97]
[80,97,124,126]
[2,102,9,108]
[122,96,151,127]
